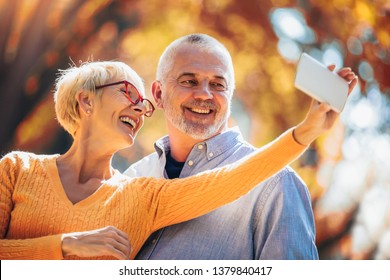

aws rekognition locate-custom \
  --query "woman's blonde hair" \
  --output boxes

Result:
[53,61,144,137]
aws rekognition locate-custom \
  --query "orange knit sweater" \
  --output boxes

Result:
[0,128,306,260]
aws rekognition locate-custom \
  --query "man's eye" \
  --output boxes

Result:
[180,80,197,87]
[211,82,227,91]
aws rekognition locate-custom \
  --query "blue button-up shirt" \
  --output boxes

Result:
[125,127,319,259]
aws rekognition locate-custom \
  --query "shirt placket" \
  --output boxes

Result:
[180,143,210,177]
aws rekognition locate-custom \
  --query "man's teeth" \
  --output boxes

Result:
[190,108,211,114]
[120,117,136,127]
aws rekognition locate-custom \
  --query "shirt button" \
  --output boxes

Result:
[151,239,157,244]
[188,160,194,166]
[208,152,214,157]
[197,144,204,150]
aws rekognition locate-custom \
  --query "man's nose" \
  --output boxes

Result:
[193,82,213,100]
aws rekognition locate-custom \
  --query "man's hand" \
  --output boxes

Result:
[294,65,358,146]
[61,226,132,259]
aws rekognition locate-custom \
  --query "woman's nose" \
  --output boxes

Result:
[130,101,147,116]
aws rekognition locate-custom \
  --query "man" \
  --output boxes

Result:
[125,33,319,259]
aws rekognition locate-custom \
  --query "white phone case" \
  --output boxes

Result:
[294,53,348,113]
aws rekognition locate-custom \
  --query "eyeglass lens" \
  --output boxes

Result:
[125,83,154,115]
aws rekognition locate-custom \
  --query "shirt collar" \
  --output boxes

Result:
[154,126,244,160]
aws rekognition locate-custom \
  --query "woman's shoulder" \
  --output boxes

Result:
[1,151,59,166]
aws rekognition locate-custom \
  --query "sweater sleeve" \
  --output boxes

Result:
[141,128,308,231]
[0,153,64,260]
[0,234,64,260]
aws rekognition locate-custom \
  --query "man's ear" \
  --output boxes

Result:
[151,81,164,109]
[76,90,94,116]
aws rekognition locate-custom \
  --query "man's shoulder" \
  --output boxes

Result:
[269,166,304,185]
[255,166,313,214]
[224,139,307,192]
[240,166,309,208]
[264,166,308,194]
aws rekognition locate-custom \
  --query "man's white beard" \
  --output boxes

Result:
[163,98,231,140]
[176,117,226,140]
[165,106,230,140]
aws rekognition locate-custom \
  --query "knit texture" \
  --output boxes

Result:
[0,128,306,259]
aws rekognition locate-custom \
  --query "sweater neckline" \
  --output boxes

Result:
[44,155,118,209]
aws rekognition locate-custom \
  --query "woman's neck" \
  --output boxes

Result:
[57,137,115,183]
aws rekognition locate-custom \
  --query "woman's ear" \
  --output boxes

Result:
[77,90,94,116]
[151,81,164,109]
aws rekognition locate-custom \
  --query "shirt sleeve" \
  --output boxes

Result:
[253,168,318,259]
[139,128,308,231]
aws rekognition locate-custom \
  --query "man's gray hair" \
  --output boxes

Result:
[157,33,235,93]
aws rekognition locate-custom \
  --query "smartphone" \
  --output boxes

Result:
[294,53,349,113]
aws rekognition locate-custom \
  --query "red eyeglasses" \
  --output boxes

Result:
[95,80,155,117]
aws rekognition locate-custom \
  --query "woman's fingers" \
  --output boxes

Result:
[333,67,358,95]
[106,227,132,257]
[336,67,351,75]
[97,226,132,258]
[61,226,132,259]
[348,77,358,95]
[102,243,130,260]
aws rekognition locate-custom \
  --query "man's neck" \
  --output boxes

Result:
[167,128,226,162]
[168,134,198,162]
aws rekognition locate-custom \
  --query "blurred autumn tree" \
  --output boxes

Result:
[0,0,389,259]
[0,0,143,157]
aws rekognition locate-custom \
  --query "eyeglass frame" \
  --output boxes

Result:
[95,80,155,117]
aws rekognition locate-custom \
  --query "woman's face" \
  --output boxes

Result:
[88,77,147,151]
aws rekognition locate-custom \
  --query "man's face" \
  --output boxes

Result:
[159,45,232,140]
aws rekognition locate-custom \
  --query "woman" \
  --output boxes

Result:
[0,61,356,259]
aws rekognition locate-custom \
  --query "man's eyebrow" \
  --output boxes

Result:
[177,72,196,79]
[177,72,227,81]
[213,75,227,82]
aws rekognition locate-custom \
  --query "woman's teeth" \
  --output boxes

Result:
[120,116,136,127]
